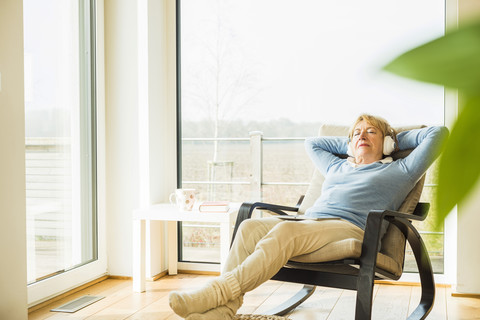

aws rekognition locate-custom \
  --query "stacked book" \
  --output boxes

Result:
[198,201,230,213]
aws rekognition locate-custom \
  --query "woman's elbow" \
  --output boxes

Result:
[433,126,449,143]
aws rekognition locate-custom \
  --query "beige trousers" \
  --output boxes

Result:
[223,217,364,294]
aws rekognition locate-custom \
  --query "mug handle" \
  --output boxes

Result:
[169,193,176,204]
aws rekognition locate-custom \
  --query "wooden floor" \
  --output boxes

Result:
[29,274,480,320]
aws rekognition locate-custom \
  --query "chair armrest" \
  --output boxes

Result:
[356,204,434,316]
[295,195,305,208]
[231,202,299,247]
[248,202,300,216]
[411,202,430,221]
[370,202,430,222]
[359,204,429,266]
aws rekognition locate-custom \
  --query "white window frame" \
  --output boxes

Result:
[398,0,458,285]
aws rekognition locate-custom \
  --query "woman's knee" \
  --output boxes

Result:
[269,221,300,235]
[251,221,299,250]
[234,218,280,247]
[237,218,274,239]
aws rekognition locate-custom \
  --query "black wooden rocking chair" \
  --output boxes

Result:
[231,124,435,320]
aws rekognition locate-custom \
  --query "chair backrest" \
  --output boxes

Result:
[298,124,426,272]
[298,124,349,214]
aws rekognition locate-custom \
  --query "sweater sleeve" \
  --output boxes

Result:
[305,136,349,176]
[396,126,449,181]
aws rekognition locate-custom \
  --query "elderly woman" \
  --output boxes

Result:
[169,114,448,320]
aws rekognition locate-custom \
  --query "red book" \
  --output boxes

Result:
[199,201,230,212]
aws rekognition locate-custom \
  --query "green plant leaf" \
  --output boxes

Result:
[436,96,480,224]
[383,21,480,95]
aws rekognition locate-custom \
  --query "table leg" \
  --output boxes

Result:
[133,219,146,292]
[168,221,178,275]
[219,221,232,274]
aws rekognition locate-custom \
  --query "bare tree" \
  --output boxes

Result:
[182,0,261,162]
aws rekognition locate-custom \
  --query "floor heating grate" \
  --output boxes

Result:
[50,295,105,313]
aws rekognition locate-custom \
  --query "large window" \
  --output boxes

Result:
[179,0,446,273]
[24,0,97,286]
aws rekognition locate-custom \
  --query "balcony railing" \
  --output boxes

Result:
[182,132,436,200]
[26,134,444,273]
[182,132,310,202]
[26,137,73,283]
[180,132,444,272]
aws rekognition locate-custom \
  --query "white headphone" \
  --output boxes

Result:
[347,135,396,157]
[383,135,396,155]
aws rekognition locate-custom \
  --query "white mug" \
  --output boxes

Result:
[169,189,196,211]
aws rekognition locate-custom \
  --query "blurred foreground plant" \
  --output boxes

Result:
[384,20,480,225]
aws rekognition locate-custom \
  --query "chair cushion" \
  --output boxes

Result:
[290,238,402,277]
[294,123,426,277]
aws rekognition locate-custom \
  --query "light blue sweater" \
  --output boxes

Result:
[304,126,448,230]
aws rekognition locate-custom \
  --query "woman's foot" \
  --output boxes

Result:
[169,272,241,318]
[185,296,243,320]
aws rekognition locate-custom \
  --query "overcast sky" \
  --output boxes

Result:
[181,0,445,126]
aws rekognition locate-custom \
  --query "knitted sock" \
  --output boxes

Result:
[185,296,244,320]
[169,272,241,318]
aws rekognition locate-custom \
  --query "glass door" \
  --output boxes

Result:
[24,0,98,289]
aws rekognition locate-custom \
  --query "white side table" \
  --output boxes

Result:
[132,203,239,292]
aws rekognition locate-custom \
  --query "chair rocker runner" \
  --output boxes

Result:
[231,124,435,320]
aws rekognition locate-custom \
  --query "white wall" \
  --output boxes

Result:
[455,0,480,295]
[0,1,28,319]
[105,0,140,277]
[141,0,178,276]
[105,0,177,277]
[457,182,480,293]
